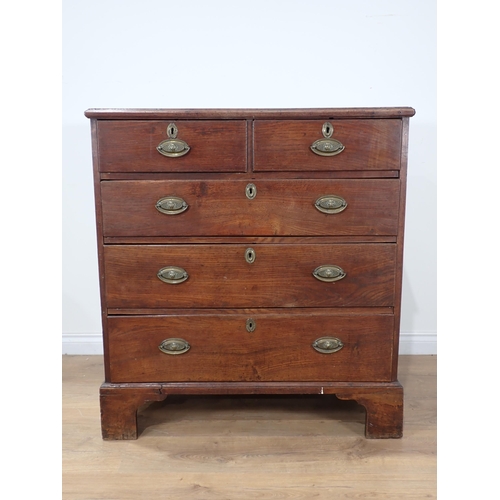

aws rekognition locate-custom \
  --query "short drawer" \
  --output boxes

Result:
[101,179,400,237]
[104,243,397,309]
[96,120,247,172]
[107,312,395,382]
[253,119,402,171]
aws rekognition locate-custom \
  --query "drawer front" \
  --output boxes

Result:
[104,243,396,309]
[101,179,400,237]
[96,120,247,172]
[107,313,394,382]
[253,119,402,171]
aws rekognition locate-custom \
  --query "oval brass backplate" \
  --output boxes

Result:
[158,338,191,355]
[315,195,347,214]
[312,265,346,282]
[245,247,256,264]
[155,196,189,215]
[310,122,345,157]
[310,138,344,156]
[246,318,256,332]
[312,336,344,354]
[245,183,257,200]
[157,122,190,158]
[157,139,190,157]
[157,266,189,284]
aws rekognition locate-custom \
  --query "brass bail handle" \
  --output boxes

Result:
[155,196,189,215]
[312,265,346,282]
[310,121,345,157]
[315,195,347,214]
[157,122,191,157]
[312,337,344,354]
[157,266,189,284]
[158,338,191,355]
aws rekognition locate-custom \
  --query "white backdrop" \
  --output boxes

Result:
[62,0,436,354]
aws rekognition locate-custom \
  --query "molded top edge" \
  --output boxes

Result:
[84,107,416,120]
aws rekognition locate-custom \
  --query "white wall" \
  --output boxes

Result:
[62,0,436,354]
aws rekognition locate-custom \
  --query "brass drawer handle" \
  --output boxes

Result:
[312,265,346,282]
[312,337,344,354]
[158,338,191,355]
[315,195,347,214]
[310,122,345,157]
[157,122,190,158]
[155,196,189,215]
[157,266,189,284]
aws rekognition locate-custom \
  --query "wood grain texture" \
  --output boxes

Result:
[103,243,397,309]
[97,120,247,173]
[104,235,398,245]
[337,386,404,438]
[85,107,416,119]
[86,107,413,444]
[62,355,436,499]
[106,312,395,383]
[107,306,394,316]
[90,118,112,379]
[392,116,411,379]
[101,178,400,237]
[100,385,167,440]
[100,170,400,180]
[253,119,402,171]
[99,381,404,439]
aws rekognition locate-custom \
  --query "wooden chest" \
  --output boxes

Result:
[85,107,415,439]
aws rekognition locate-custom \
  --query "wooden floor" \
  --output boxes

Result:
[62,355,436,499]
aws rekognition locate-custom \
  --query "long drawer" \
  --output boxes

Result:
[107,312,395,383]
[104,243,397,309]
[101,179,400,237]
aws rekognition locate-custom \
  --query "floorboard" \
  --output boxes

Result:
[62,355,436,499]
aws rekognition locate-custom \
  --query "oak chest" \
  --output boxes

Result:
[85,107,414,439]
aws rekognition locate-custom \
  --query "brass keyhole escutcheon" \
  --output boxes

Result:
[167,123,178,138]
[245,247,256,264]
[245,183,257,200]
[246,318,256,332]
[322,122,333,138]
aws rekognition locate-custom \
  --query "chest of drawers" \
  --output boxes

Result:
[85,107,414,439]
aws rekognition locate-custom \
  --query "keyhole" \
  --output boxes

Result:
[246,183,257,200]
[245,248,255,263]
[167,123,178,138]
[246,318,256,332]
[322,121,334,138]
